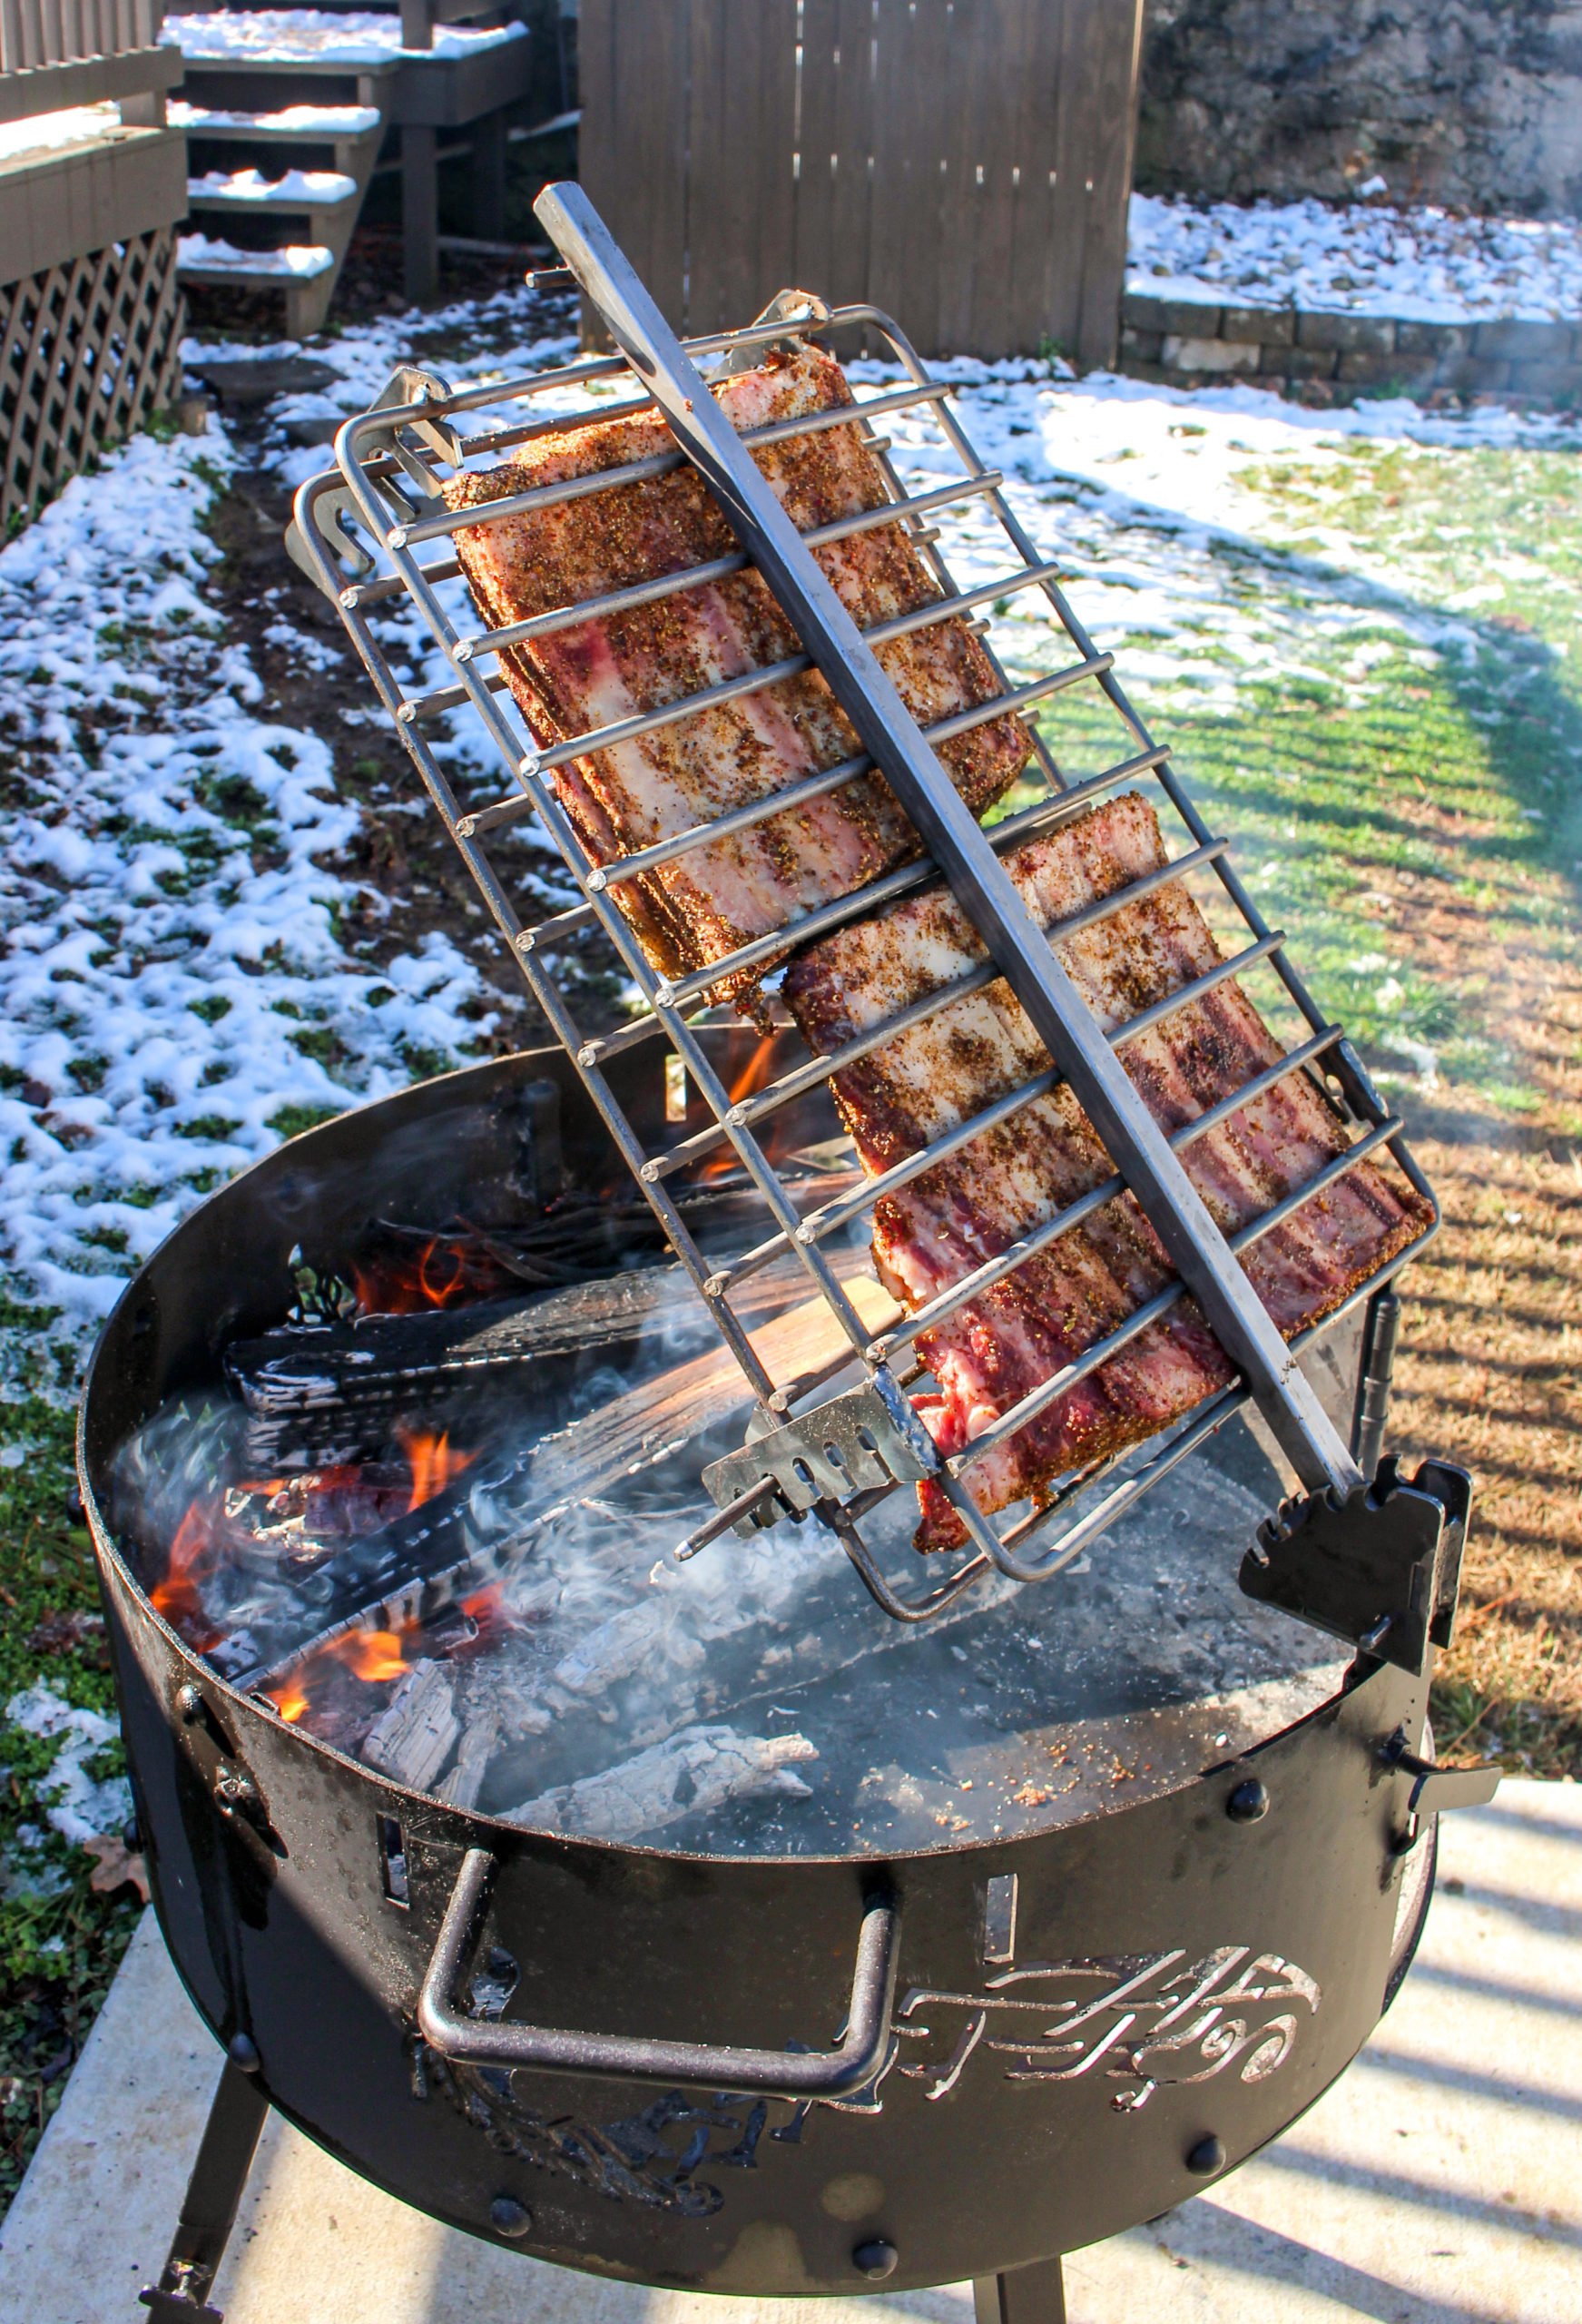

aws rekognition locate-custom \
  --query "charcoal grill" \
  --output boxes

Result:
[77,187,1498,2323]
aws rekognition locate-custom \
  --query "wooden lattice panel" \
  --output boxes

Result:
[0,222,184,533]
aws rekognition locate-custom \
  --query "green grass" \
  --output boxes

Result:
[0,1310,141,2211]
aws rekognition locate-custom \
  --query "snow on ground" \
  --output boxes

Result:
[0,422,496,1340]
[1128,192,1582,324]
[165,9,527,64]
[3,1688,131,1848]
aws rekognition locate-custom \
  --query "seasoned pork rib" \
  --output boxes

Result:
[445,341,1031,1011]
[782,793,1433,1550]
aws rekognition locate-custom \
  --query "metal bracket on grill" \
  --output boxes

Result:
[287,366,458,598]
[702,1385,934,1537]
[1237,1456,1472,1677]
[286,481,378,599]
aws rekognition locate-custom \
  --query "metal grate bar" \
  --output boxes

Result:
[536,183,1365,1502]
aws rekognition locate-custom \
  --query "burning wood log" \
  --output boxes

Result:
[227,1274,694,1472]
[359,1660,460,1791]
[238,1257,897,1693]
[503,1724,817,1841]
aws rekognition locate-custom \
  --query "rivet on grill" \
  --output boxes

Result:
[457,815,477,839]
[1226,1779,1269,1825]
[490,2195,533,2238]
[454,639,475,662]
[338,587,359,610]
[396,703,416,724]
[654,985,677,1009]
[175,1682,203,1722]
[585,868,608,891]
[852,2239,899,2280]
[227,2034,260,2074]
[388,527,408,550]
[517,753,539,779]
[1185,2134,1225,2177]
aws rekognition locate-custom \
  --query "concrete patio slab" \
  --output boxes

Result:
[1,1780,1577,2324]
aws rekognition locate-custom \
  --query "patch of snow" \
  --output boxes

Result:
[189,167,358,205]
[0,102,122,163]
[170,101,382,135]
[5,1685,132,1846]
[0,421,496,1328]
[179,235,334,277]
[165,9,528,64]
[1128,193,1582,324]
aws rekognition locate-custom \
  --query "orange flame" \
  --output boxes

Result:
[728,1033,777,1107]
[274,1685,310,1724]
[152,1503,221,1649]
[351,1235,485,1317]
[396,1425,474,1515]
[330,1626,413,1683]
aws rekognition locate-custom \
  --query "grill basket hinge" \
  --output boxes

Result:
[701,1384,934,1538]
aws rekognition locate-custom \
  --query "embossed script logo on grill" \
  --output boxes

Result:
[895,1945,1322,2112]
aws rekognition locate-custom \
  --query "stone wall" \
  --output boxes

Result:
[1136,0,1582,219]
[1119,291,1582,401]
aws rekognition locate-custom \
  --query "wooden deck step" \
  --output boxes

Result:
[188,166,360,214]
[171,101,383,142]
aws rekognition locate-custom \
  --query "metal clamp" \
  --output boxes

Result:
[418,1848,900,2097]
[1382,1727,1499,1854]
[701,1383,933,1538]
[1238,1456,1472,1677]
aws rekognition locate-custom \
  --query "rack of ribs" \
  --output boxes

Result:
[444,341,1032,1013]
[782,792,1434,1550]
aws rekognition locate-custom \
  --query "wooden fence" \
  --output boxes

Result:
[1,0,161,73]
[579,0,1145,365]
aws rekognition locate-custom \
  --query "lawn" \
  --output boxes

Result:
[0,281,1576,2206]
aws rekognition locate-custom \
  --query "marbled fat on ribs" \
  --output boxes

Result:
[444,340,1031,1012]
[782,793,1433,1550]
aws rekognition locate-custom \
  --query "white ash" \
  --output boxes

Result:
[359,1661,459,1793]
[506,1726,818,1844]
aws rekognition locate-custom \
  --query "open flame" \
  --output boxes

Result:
[396,1425,473,1514]
[728,1033,778,1108]
[351,1235,498,1318]
[329,1625,414,1683]
[150,1504,221,1650]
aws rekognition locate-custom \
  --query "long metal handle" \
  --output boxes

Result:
[418,1847,900,2097]
[533,180,1361,1504]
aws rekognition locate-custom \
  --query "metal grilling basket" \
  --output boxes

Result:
[289,182,1441,1632]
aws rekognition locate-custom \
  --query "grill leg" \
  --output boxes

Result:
[974,2257,1068,2324]
[139,2060,270,2324]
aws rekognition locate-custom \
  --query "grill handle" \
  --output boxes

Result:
[417,1846,900,2098]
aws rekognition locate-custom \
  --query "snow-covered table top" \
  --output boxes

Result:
[163,9,529,66]
[1128,194,1582,326]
